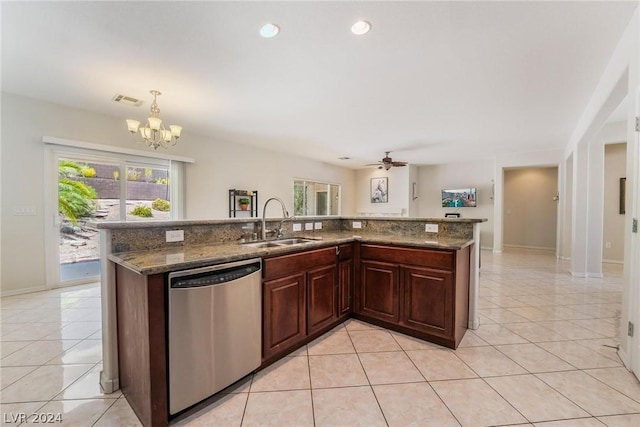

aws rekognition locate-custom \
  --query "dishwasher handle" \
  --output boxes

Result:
[169,259,261,289]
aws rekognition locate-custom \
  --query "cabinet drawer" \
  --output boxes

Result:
[264,247,336,280]
[360,244,454,270]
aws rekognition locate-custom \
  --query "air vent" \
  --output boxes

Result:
[112,94,143,107]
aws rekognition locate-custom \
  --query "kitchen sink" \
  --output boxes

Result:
[242,241,283,249]
[242,238,316,249]
[274,238,315,245]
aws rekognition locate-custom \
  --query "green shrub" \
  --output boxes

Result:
[131,205,153,217]
[152,198,170,212]
[127,168,141,181]
[81,166,96,178]
[155,177,169,185]
[58,160,98,225]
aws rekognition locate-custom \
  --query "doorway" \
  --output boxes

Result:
[503,167,559,252]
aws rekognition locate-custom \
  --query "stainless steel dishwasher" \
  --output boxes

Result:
[168,258,262,415]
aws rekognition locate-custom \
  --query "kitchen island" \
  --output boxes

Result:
[97,216,485,426]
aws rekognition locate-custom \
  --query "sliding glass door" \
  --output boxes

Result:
[48,147,174,287]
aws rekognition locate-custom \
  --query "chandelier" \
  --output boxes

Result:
[126,90,182,149]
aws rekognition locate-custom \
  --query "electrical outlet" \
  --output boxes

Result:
[314,222,322,230]
[352,221,362,229]
[166,253,185,263]
[166,230,184,242]
[305,222,314,231]
[425,224,438,233]
[292,223,302,232]
[605,242,612,249]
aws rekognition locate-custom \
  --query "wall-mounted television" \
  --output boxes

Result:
[442,188,477,207]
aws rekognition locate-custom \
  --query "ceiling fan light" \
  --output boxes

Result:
[384,163,392,170]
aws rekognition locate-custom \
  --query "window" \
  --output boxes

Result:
[293,179,340,216]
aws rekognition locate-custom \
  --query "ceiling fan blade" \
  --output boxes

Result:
[365,163,382,166]
[391,161,408,167]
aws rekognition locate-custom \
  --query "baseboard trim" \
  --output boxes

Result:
[493,249,503,254]
[570,271,588,278]
[558,256,571,261]
[0,284,47,297]
[100,371,120,394]
[503,244,555,252]
[468,319,480,330]
[602,259,624,265]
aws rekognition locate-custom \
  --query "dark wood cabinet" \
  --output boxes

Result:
[115,266,168,427]
[307,264,338,335]
[355,243,470,348]
[338,243,353,318]
[338,260,352,317]
[262,246,341,361]
[400,266,453,339]
[263,272,307,359]
[360,260,399,322]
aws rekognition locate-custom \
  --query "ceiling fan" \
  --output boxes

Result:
[366,152,408,170]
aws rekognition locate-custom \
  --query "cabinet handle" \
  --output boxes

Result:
[336,246,341,256]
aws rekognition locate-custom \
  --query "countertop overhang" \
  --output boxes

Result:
[108,231,474,275]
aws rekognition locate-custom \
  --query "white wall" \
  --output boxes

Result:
[185,136,356,219]
[354,166,410,216]
[604,141,627,262]
[0,93,355,295]
[503,167,558,250]
[418,160,494,250]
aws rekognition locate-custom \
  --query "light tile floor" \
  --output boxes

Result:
[2,249,640,426]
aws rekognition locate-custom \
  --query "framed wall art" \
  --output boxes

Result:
[371,177,388,203]
[620,177,626,214]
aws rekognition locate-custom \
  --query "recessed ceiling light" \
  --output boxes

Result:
[260,23,280,38]
[351,20,371,35]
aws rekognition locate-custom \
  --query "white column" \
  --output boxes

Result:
[571,142,589,277]
[468,223,481,329]
[586,138,605,278]
[99,230,120,393]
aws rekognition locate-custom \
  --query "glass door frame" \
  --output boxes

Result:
[44,144,179,289]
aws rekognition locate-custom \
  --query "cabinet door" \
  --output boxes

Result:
[263,272,306,359]
[338,259,353,317]
[401,266,454,339]
[359,260,400,322]
[307,264,338,335]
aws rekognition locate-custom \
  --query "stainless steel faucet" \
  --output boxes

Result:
[261,197,290,240]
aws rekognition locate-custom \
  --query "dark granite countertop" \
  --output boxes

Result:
[108,231,474,275]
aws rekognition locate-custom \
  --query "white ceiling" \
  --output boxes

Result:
[2,1,637,168]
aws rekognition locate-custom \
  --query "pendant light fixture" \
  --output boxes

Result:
[126,90,182,149]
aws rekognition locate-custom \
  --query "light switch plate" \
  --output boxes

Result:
[166,230,184,242]
[14,206,36,216]
[425,224,438,233]
[305,223,314,231]
[314,222,322,230]
[352,221,362,229]
[293,223,302,232]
